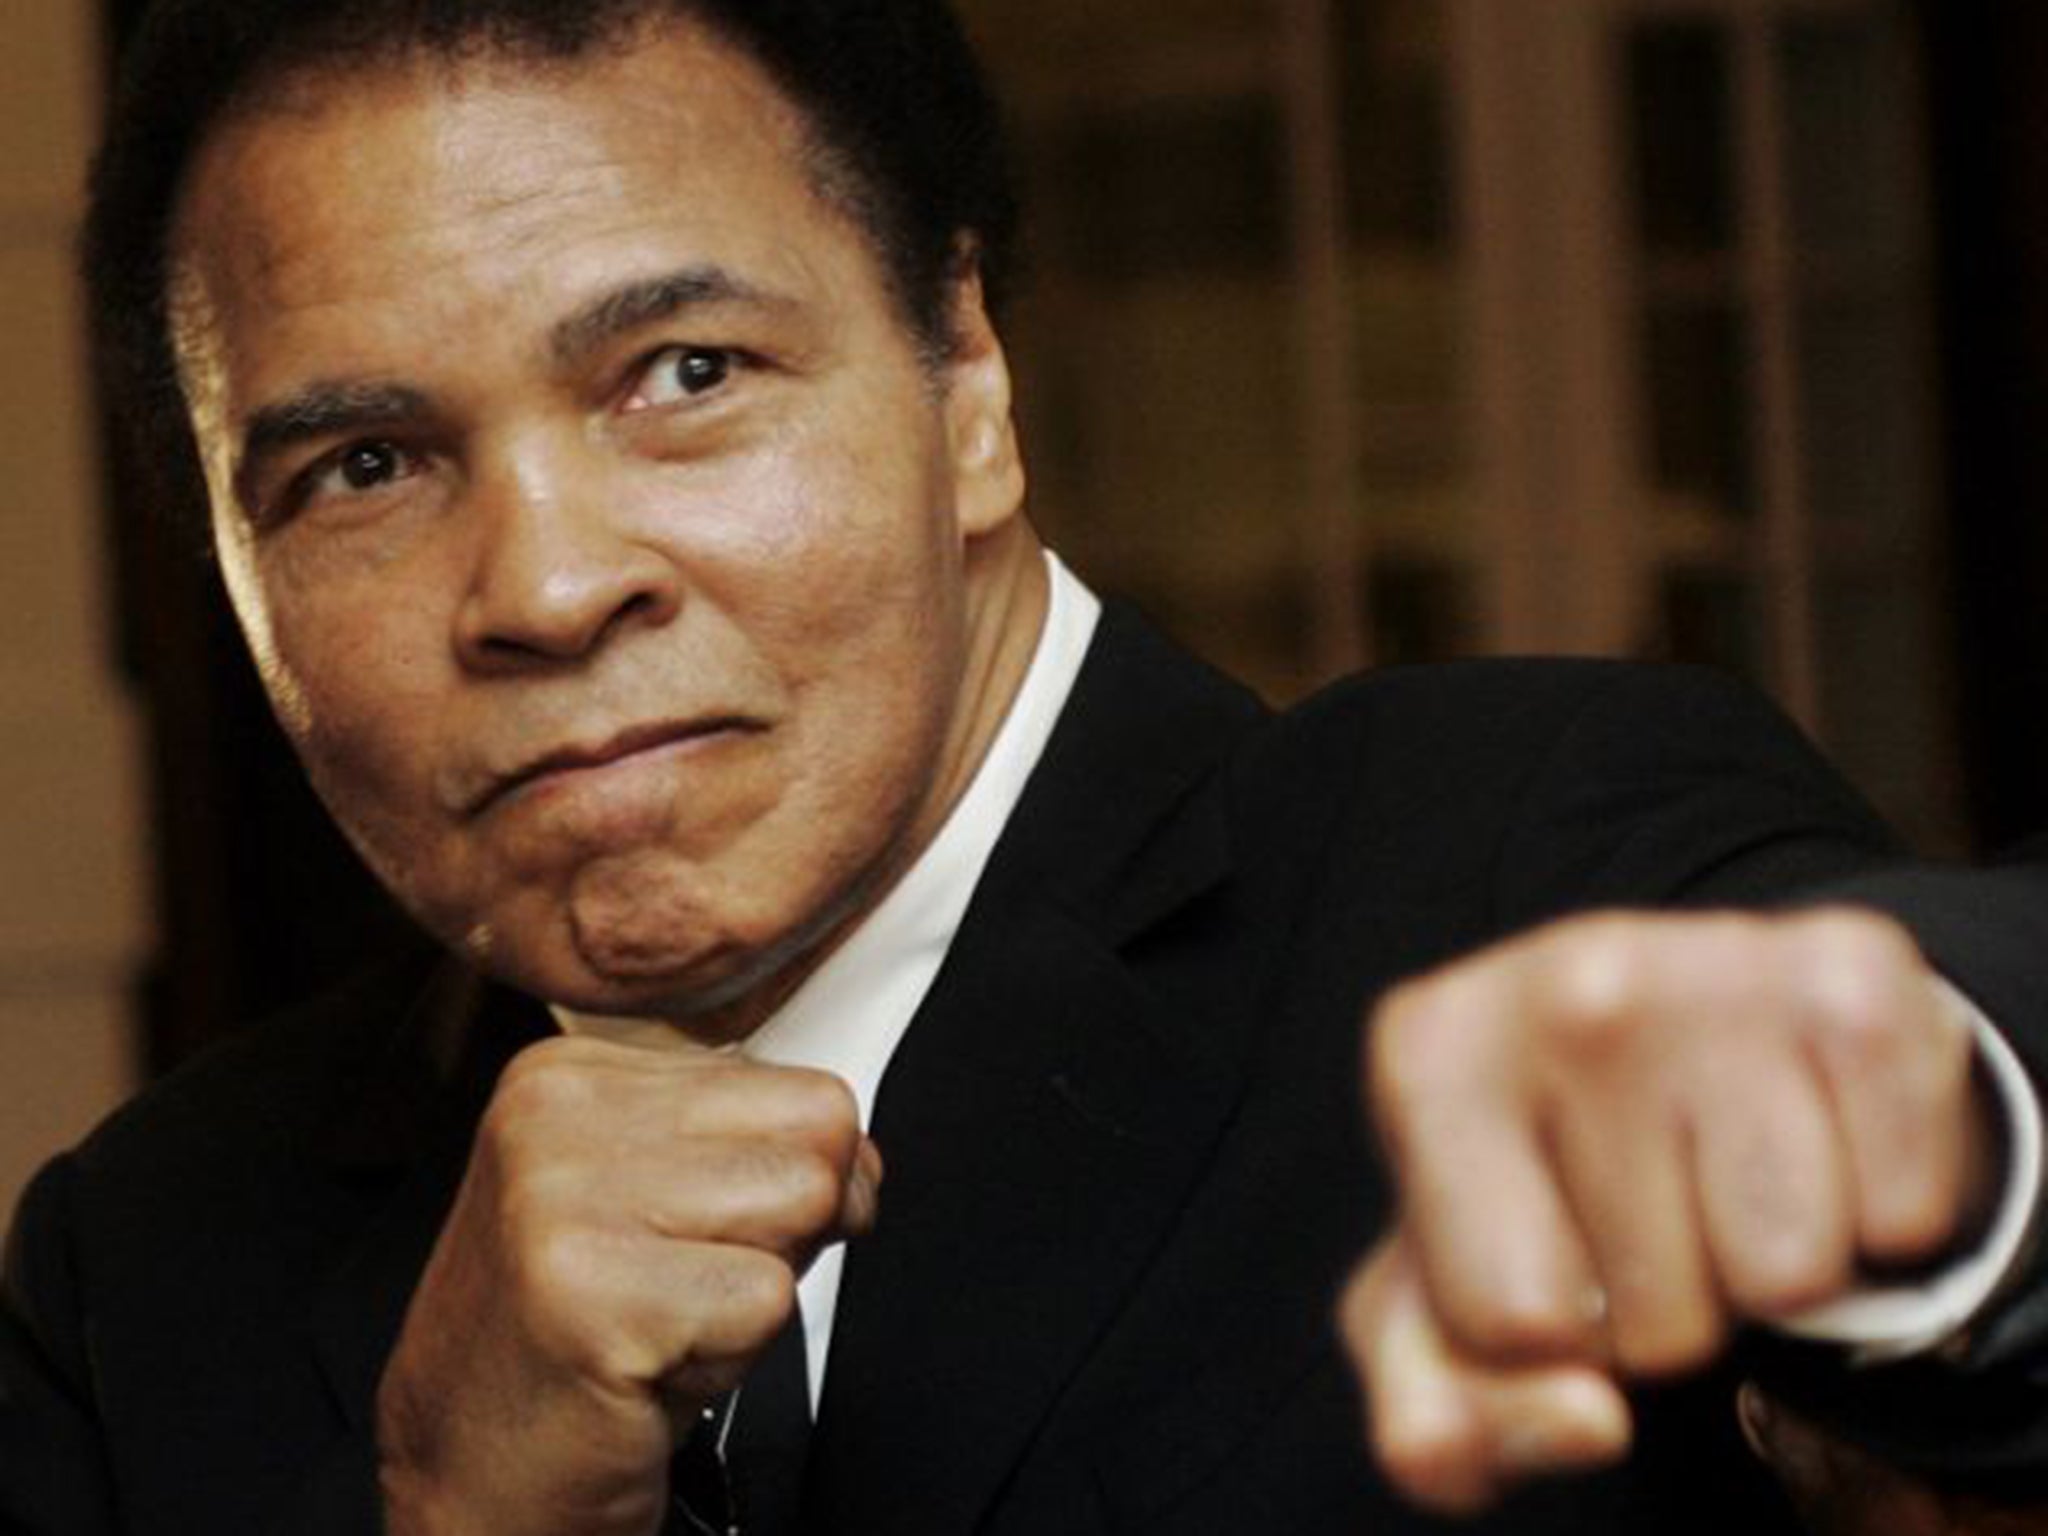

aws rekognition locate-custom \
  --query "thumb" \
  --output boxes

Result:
[1343,1233,1633,1514]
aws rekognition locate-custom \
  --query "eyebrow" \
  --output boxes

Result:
[244,380,431,457]
[229,266,792,507]
[547,265,792,369]
[236,381,433,507]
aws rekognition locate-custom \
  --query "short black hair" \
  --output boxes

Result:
[84,0,1020,537]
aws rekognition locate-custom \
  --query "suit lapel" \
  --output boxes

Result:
[300,606,1269,1520]
[805,609,1268,1533]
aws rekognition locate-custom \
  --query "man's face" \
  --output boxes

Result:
[169,23,1030,1025]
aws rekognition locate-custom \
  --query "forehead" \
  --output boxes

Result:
[167,22,853,387]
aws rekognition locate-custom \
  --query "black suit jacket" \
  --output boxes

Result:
[7,608,2048,1534]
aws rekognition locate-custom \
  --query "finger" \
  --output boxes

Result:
[1512,924,1724,1373]
[646,1248,803,1412]
[639,1060,866,1163]
[1344,1237,1633,1515]
[496,1039,864,1162]
[492,1127,874,1271]
[1371,975,1606,1360]
[1686,1030,1856,1318]
[1545,1076,1724,1374]
[842,1136,884,1238]
[514,1226,798,1404]
[1344,1239,1490,1512]
[612,1132,880,1262]
[1790,914,1976,1263]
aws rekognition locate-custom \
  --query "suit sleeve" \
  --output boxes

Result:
[1745,861,2048,1493]
[2,1156,391,1535]
[1479,665,2048,1489]
[1,1156,121,1535]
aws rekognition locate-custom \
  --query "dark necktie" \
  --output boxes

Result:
[670,1311,812,1536]
[726,1310,813,1536]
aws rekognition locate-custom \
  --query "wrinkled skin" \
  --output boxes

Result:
[170,21,1046,1533]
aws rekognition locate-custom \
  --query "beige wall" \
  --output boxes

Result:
[0,3,149,1222]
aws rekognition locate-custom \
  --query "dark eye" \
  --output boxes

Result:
[338,441,405,491]
[630,346,735,409]
[299,436,419,507]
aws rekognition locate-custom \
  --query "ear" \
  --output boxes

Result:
[939,263,1027,541]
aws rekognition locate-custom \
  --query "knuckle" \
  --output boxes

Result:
[1800,907,1918,969]
[1808,958,1898,1039]
[713,1248,798,1333]
[1863,1192,1960,1265]
[1369,983,1458,1120]
[1860,1134,1970,1261]
[1727,1237,1853,1319]
[1802,970,1958,1094]
[492,1167,564,1249]
[1611,1307,1724,1379]
[703,1138,791,1221]
[1533,936,1647,1058]
[1798,912,1920,1014]
[1450,1289,1584,1363]
[780,1147,847,1230]
[1686,912,1774,983]
[489,1044,593,1130]
[1553,911,1643,954]
[788,1069,862,1152]
[1373,1410,1490,1507]
[517,1223,599,1314]
[1811,995,1902,1075]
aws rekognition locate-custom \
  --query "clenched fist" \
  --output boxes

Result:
[376,1035,880,1536]
[1341,908,1993,1514]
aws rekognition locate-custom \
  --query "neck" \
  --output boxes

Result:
[571,524,1053,1052]
[919,519,1051,849]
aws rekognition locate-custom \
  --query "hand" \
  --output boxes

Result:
[375,1035,881,1536]
[1341,909,1989,1514]
[1738,1385,2048,1535]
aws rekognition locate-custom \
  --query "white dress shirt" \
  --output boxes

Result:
[730,553,1100,1403]
[560,551,1099,1405]
[558,548,2038,1403]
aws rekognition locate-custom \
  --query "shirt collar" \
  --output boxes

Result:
[554,551,1100,1126]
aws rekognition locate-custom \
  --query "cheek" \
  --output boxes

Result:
[212,510,428,880]
[674,382,958,581]
[724,447,961,672]
[213,516,313,739]
[696,435,965,832]
[248,558,450,828]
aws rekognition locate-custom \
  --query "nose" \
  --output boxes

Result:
[453,445,680,672]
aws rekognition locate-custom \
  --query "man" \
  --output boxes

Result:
[4,0,2046,1531]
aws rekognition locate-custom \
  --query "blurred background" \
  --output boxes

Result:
[4,0,2047,1218]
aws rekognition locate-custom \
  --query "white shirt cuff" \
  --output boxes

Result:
[1776,978,2042,1364]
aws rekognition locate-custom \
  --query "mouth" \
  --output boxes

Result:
[469,716,762,817]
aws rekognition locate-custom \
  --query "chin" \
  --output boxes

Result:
[450,898,801,1026]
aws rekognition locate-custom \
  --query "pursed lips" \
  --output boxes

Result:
[463,716,763,817]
